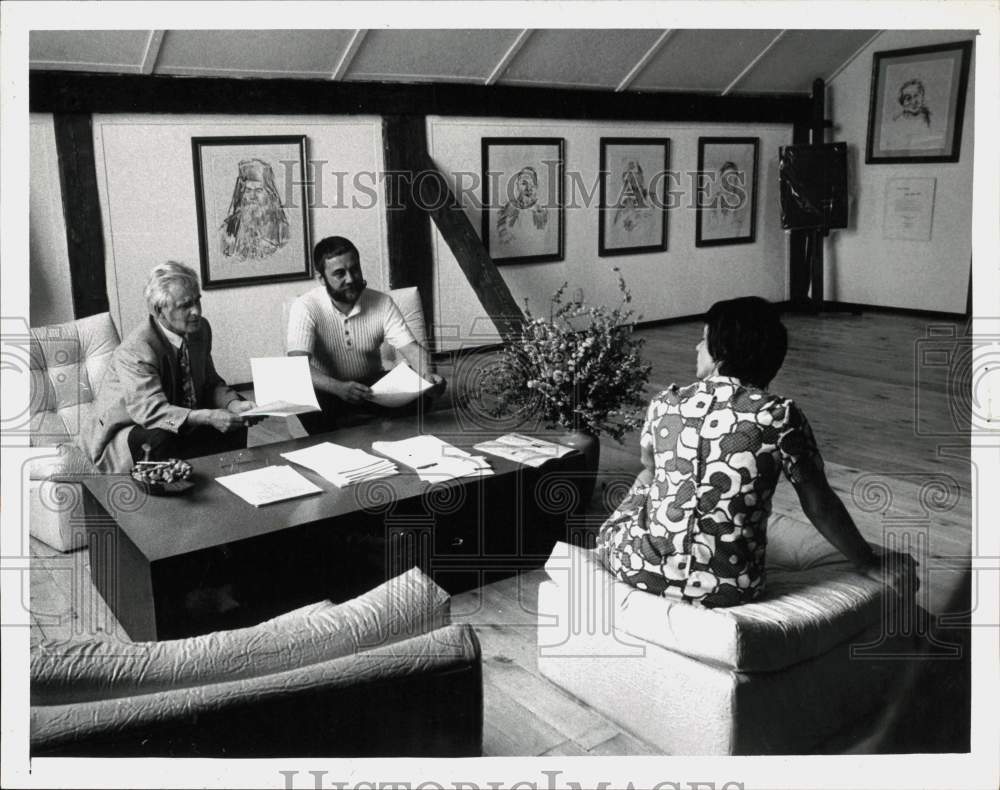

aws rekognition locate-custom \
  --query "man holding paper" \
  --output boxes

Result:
[79,261,260,473]
[287,236,446,433]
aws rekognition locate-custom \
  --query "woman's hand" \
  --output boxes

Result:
[859,548,920,597]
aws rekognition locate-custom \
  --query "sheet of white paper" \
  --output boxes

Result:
[372,435,492,482]
[417,455,493,483]
[368,363,433,408]
[473,433,574,468]
[281,443,398,487]
[243,357,321,417]
[372,435,472,468]
[215,465,323,507]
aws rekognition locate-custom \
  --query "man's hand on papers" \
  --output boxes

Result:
[334,380,374,405]
[228,399,264,426]
[191,408,248,433]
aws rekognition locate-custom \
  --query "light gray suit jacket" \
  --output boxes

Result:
[79,316,239,473]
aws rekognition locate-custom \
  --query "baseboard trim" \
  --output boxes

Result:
[425,298,969,360]
[786,300,969,321]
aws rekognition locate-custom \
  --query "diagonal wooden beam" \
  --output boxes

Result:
[408,149,525,343]
[825,31,884,84]
[616,29,674,92]
[140,31,165,75]
[486,30,533,86]
[331,29,367,81]
[722,30,786,96]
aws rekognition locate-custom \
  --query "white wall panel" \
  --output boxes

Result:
[92,115,388,382]
[826,30,975,313]
[427,116,792,351]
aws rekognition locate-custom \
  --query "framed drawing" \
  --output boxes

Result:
[696,137,759,247]
[598,137,670,256]
[865,41,973,164]
[192,135,312,289]
[481,137,564,264]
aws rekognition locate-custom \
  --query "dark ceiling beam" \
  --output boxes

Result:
[30,71,813,125]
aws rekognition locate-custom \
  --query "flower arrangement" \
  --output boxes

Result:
[486,270,652,442]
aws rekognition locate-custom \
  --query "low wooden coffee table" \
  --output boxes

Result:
[80,411,586,640]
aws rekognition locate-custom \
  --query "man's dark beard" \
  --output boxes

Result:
[325,278,367,306]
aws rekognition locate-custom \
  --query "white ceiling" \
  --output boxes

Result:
[29,29,884,94]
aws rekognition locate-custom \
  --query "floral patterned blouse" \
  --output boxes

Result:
[596,375,824,608]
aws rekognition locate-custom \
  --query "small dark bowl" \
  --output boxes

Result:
[131,459,194,497]
[135,478,196,497]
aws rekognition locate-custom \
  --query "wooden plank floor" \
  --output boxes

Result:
[30,311,972,756]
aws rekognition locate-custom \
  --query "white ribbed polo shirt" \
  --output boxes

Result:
[286,286,414,383]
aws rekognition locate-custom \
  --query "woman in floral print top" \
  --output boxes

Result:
[597,296,910,607]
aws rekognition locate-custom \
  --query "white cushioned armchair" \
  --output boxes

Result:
[31,567,482,757]
[537,513,917,755]
[28,312,119,552]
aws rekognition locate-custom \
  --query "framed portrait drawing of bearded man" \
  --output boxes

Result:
[481,137,564,264]
[192,135,312,289]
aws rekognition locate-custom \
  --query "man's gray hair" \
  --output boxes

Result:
[144,261,200,315]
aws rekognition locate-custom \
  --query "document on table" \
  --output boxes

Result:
[473,433,575,468]
[241,356,321,417]
[215,465,323,507]
[281,442,398,487]
[371,434,492,482]
[368,363,433,408]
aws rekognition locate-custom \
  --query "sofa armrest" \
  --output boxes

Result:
[31,624,482,757]
[32,566,452,704]
[27,445,98,481]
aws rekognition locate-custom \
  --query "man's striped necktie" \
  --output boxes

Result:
[178,341,198,409]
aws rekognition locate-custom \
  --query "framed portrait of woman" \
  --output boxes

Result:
[865,40,973,164]
[598,137,670,257]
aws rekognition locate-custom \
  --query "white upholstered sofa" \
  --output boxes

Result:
[31,567,482,756]
[537,513,916,755]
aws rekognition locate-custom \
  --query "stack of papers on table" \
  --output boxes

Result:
[281,442,398,487]
[371,435,492,483]
[473,433,575,468]
[216,465,322,507]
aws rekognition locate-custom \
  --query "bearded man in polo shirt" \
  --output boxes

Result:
[287,236,446,434]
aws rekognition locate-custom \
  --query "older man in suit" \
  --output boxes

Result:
[80,261,258,473]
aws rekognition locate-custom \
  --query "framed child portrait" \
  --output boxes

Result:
[481,137,564,265]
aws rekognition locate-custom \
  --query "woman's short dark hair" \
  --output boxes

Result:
[313,236,359,275]
[705,296,787,389]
